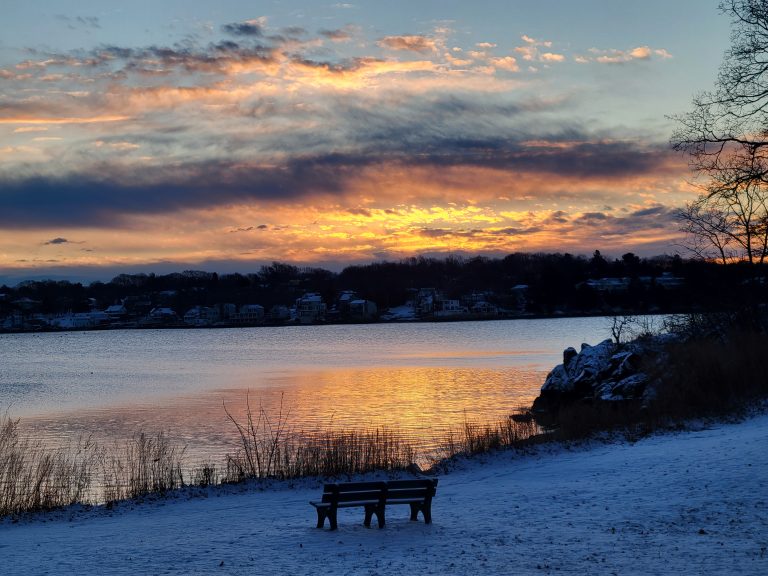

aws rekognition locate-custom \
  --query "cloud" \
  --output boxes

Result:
[319,26,357,42]
[378,35,437,53]
[514,35,562,63]
[489,56,519,72]
[222,19,265,37]
[540,53,565,62]
[0,131,679,229]
[44,237,70,245]
[56,15,100,30]
[584,46,673,64]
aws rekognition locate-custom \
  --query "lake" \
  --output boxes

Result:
[0,317,615,462]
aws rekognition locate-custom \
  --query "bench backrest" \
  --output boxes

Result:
[319,481,386,504]
[385,479,438,501]
[319,479,437,504]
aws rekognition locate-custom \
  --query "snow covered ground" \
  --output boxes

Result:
[3,414,767,575]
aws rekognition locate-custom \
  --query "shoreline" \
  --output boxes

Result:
[0,309,678,336]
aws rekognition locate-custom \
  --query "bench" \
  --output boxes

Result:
[310,479,438,530]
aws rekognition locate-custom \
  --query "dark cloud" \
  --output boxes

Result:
[566,204,678,238]
[491,227,542,236]
[44,237,69,245]
[418,228,487,238]
[631,205,671,218]
[84,42,277,76]
[419,228,453,238]
[319,28,353,41]
[347,208,372,217]
[578,212,609,221]
[222,21,263,37]
[0,132,676,228]
[56,15,100,30]
[545,210,569,224]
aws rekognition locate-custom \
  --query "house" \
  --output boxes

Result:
[433,299,468,318]
[183,306,220,326]
[585,278,631,292]
[50,311,108,329]
[413,288,437,316]
[145,307,179,325]
[232,304,265,325]
[349,299,378,321]
[337,291,358,316]
[296,293,326,324]
[104,304,128,321]
[470,301,499,316]
[268,305,291,322]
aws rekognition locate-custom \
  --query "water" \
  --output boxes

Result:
[0,317,614,462]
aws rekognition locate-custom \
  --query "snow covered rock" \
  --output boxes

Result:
[531,336,667,422]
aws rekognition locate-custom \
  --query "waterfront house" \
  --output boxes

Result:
[296,293,326,324]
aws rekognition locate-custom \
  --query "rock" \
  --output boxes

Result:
[563,347,578,368]
[532,335,667,423]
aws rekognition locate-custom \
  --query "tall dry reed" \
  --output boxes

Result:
[101,431,187,502]
[434,414,539,461]
[0,414,98,516]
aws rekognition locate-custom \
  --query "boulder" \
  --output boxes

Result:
[532,335,667,422]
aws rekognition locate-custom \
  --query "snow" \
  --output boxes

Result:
[3,414,767,575]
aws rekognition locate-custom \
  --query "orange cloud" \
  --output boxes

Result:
[378,35,438,53]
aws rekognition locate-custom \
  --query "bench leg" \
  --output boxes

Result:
[408,502,432,524]
[316,507,338,530]
[422,501,432,524]
[329,508,338,531]
[364,505,375,528]
[364,504,386,528]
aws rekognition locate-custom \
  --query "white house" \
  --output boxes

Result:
[296,293,326,324]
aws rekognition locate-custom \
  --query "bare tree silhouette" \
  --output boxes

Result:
[672,0,768,266]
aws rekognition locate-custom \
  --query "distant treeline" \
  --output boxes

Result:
[1,251,766,319]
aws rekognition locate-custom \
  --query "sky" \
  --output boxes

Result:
[0,0,732,283]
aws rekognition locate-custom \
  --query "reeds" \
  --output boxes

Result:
[434,414,539,461]
[0,415,194,517]
[101,431,187,502]
[0,414,97,516]
[223,395,416,481]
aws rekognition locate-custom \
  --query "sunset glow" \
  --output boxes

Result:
[0,1,730,281]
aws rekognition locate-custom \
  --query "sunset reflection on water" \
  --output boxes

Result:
[24,365,545,463]
[6,317,614,464]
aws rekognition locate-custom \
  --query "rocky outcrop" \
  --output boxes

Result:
[531,336,672,422]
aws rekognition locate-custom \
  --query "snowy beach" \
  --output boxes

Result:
[3,413,767,575]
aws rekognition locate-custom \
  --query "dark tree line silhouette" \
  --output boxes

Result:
[1,251,766,325]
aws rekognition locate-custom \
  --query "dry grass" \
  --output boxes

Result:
[652,330,768,418]
[223,396,416,480]
[0,414,97,516]
[0,416,199,517]
[434,414,540,461]
[101,431,187,503]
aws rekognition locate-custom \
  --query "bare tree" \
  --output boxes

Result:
[672,0,768,266]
